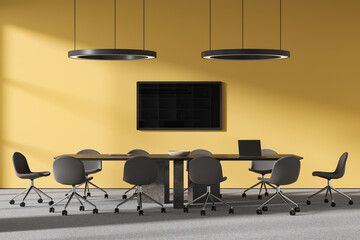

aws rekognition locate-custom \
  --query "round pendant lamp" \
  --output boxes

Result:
[202,0,290,60]
[68,0,156,60]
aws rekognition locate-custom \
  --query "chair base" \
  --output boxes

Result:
[115,186,165,215]
[50,185,98,216]
[184,186,234,215]
[122,185,138,199]
[9,179,53,206]
[66,180,108,199]
[242,174,276,199]
[257,186,300,216]
[306,180,353,206]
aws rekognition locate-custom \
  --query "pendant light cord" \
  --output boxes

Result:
[242,0,244,48]
[143,0,145,50]
[114,0,117,49]
[280,0,282,50]
[209,0,212,50]
[74,0,76,50]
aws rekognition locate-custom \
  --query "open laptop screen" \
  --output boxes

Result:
[238,140,262,156]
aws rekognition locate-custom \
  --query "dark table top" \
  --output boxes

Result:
[55,154,303,161]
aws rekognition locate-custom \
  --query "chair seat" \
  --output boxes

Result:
[312,171,340,180]
[18,171,50,179]
[85,169,101,175]
[249,168,272,175]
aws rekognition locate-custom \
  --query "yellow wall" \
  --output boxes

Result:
[0,0,359,189]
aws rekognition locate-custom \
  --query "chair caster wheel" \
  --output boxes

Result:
[258,195,262,200]
[290,210,296,216]
[80,206,85,211]
[87,193,91,197]
[200,210,206,216]
[20,202,25,207]
[38,198,43,203]
[219,194,222,198]
[65,193,68,196]
[211,206,216,211]
[49,201,54,206]
[93,208,98,214]
[122,195,127,200]
[9,200,15,205]
[62,210,68,216]
[331,202,336,207]
[104,194,109,199]
[114,208,119,214]
[256,209,262,215]
[83,196,87,200]
[295,207,300,212]
[161,207,166,213]
[229,208,234,214]
[324,198,329,203]
[264,192,269,197]
[349,200,354,205]
[183,207,189,213]
[49,207,55,213]
[306,200,311,205]
[139,210,144,216]
[242,193,246,198]
[262,206,268,212]
[137,206,141,211]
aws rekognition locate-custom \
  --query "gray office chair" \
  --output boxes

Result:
[9,152,54,207]
[185,149,212,192]
[306,152,353,207]
[242,149,278,200]
[77,149,108,199]
[184,156,234,216]
[122,149,150,200]
[50,156,98,216]
[256,156,301,216]
[114,156,165,216]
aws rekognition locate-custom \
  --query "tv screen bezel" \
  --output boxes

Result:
[137,81,222,130]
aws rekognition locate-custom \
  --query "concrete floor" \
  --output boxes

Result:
[0,188,359,240]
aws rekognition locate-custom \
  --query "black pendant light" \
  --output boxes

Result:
[202,0,290,60]
[68,0,156,60]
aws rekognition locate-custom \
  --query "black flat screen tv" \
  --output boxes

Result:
[137,81,222,130]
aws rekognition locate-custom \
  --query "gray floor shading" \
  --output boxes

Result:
[0,188,359,240]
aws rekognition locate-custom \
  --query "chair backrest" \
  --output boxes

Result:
[189,156,224,185]
[127,149,149,155]
[333,152,348,178]
[123,156,157,186]
[190,149,212,155]
[12,152,31,177]
[53,156,87,185]
[269,156,301,186]
[77,149,101,172]
[250,149,278,171]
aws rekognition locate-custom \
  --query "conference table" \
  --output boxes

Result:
[54,153,303,209]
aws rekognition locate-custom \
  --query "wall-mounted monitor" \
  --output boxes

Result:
[137,81,222,130]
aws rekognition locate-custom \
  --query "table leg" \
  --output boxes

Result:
[143,160,169,204]
[173,160,184,209]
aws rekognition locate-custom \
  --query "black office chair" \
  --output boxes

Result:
[10,152,54,207]
[256,156,301,216]
[242,149,278,200]
[114,156,165,216]
[184,156,234,216]
[122,149,150,200]
[185,149,212,192]
[77,149,108,199]
[50,156,98,216]
[306,152,353,207]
